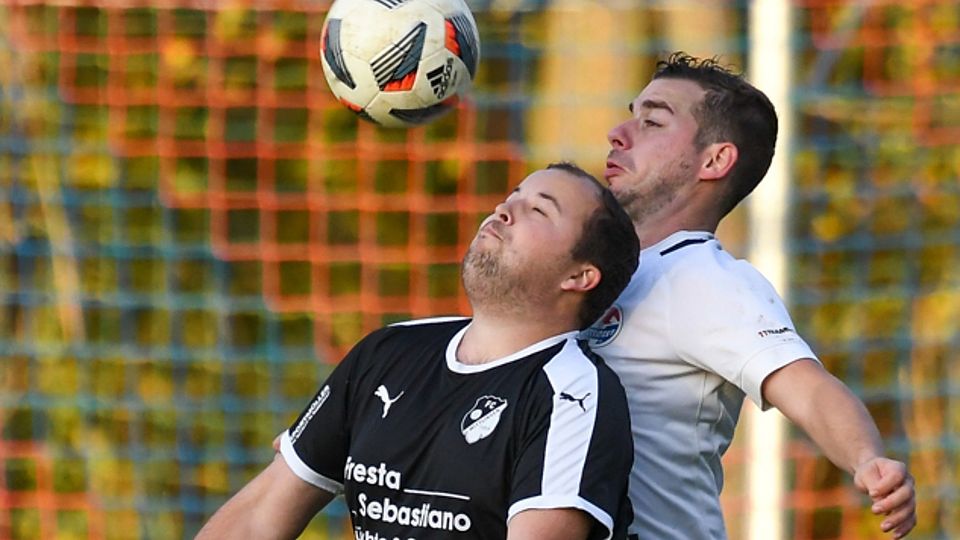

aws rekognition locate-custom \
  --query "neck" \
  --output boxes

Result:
[634,192,724,248]
[457,308,578,365]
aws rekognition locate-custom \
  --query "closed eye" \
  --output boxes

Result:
[533,207,547,216]
[644,119,661,127]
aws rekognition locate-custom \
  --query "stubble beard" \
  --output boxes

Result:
[614,158,693,225]
[461,245,549,317]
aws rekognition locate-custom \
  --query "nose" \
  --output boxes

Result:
[607,121,628,150]
[494,201,512,225]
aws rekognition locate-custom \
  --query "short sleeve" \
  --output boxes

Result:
[279,334,371,494]
[508,341,632,539]
[668,255,818,408]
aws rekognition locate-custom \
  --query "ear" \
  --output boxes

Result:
[699,142,738,181]
[560,265,601,293]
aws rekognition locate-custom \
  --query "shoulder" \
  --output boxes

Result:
[376,316,470,342]
[655,234,737,280]
[540,339,599,382]
[540,340,627,402]
[654,236,782,308]
[346,316,469,365]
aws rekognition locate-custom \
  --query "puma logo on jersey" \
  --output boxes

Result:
[559,392,590,412]
[375,385,404,418]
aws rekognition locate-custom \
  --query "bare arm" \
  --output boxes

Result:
[506,508,593,540]
[196,454,335,539]
[763,358,916,538]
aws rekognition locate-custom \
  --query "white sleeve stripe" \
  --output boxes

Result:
[508,495,614,540]
[540,339,599,499]
[279,431,344,494]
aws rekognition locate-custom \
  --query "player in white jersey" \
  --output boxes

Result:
[198,163,640,539]
[586,52,916,539]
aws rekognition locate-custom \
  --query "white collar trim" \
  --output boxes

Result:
[646,230,715,254]
[445,323,579,374]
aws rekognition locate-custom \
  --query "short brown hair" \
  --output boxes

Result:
[546,162,640,329]
[653,52,778,216]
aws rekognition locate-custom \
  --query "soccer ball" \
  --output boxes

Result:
[320,0,481,128]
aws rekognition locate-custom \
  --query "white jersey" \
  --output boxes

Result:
[581,231,818,539]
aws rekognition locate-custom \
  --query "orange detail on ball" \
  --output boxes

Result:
[444,20,461,55]
[383,72,417,91]
[339,98,363,112]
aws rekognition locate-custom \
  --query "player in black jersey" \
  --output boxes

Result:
[197,162,640,540]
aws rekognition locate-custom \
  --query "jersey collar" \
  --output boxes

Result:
[445,323,579,374]
[646,230,715,256]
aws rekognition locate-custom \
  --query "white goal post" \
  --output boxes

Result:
[746,1,793,540]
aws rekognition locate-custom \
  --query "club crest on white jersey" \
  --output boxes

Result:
[581,304,623,348]
[460,396,507,444]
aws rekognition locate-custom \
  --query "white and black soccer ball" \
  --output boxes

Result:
[320,0,481,128]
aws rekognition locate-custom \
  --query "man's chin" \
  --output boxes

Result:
[603,169,625,185]
[462,250,500,277]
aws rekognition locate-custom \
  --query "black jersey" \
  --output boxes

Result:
[281,317,633,540]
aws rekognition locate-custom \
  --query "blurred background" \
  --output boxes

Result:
[0,0,957,538]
